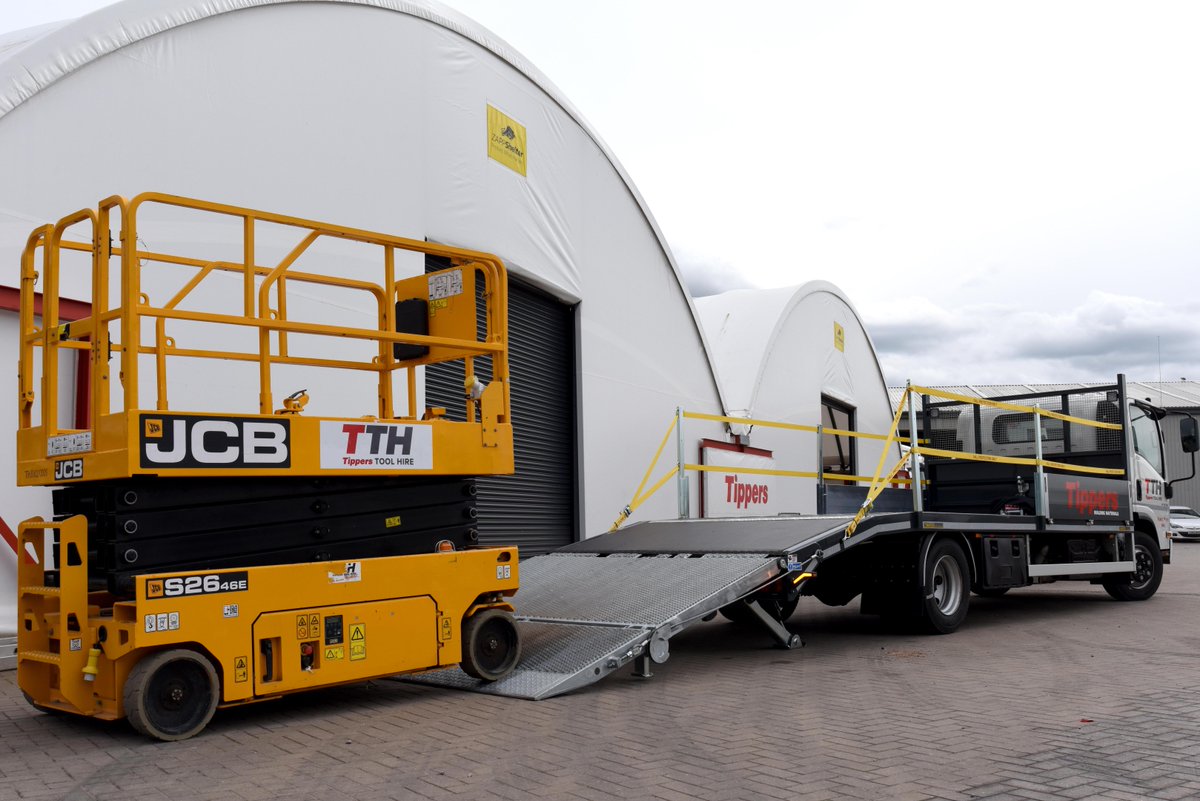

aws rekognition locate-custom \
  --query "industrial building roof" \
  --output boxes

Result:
[888,381,1200,411]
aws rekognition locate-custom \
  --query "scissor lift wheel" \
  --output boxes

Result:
[124,649,220,741]
[461,609,521,681]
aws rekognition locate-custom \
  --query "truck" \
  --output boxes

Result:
[799,381,1199,630]
[16,193,523,739]
[405,379,1198,701]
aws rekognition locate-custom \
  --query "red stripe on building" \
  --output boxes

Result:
[0,285,90,321]
[0,516,17,555]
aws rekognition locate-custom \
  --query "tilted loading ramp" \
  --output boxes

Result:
[410,514,861,699]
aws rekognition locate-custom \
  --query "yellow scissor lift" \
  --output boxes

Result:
[16,193,521,740]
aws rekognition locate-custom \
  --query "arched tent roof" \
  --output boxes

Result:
[0,0,738,564]
[0,0,722,407]
[695,281,892,418]
[695,281,897,513]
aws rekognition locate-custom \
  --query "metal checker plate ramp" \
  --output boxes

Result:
[406,552,782,700]
[406,621,649,700]
[513,552,778,625]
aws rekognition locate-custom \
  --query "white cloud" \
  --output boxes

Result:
[867,291,1200,385]
[12,0,1200,387]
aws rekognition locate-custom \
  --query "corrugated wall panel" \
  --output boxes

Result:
[425,257,577,554]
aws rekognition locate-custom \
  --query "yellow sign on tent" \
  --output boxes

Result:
[834,322,845,353]
[487,104,527,176]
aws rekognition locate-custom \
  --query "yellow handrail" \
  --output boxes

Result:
[615,384,1127,533]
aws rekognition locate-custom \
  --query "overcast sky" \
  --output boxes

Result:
[5,1,1199,386]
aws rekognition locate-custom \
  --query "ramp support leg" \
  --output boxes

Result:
[747,601,803,649]
[633,654,653,678]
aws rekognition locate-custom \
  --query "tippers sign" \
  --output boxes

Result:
[700,440,779,518]
[319,421,433,470]
[1046,474,1130,522]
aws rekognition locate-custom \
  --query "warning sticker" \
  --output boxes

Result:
[324,646,344,661]
[296,613,320,638]
[834,321,845,353]
[144,612,181,633]
[439,617,452,642]
[234,656,248,683]
[349,623,366,661]
[428,270,464,301]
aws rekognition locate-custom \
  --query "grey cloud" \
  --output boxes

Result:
[865,291,1200,386]
[674,251,758,298]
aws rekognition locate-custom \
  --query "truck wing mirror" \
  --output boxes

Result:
[1181,416,1199,454]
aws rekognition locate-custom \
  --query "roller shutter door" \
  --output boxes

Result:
[425,258,577,554]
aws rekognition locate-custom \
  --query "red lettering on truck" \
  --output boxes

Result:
[1065,481,1119,516]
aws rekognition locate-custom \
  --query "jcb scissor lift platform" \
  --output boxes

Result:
[16,193,524,739]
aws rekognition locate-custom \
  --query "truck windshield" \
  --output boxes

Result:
[1130,407,1164,477]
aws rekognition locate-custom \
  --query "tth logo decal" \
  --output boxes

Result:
[320,421,432,470]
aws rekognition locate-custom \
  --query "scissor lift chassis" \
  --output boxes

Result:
[18,515,519,737]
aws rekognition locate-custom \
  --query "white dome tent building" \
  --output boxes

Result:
[695,282,899,516]
[0,0,737,633]
[0,1,900,640]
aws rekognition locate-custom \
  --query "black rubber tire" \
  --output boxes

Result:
[461,609,521,681]
[719,595,799,625]
[972,586,1010,598]
[123,649,219,741]
[920,539,970,634]
[1103,531,1164,601]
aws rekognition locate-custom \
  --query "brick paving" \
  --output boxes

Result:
[4,545,1200,800]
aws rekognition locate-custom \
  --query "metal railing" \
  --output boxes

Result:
[20,192,509,437]
[845,383,1125,536]
[610,408,913,531]
[612,384,1126,537]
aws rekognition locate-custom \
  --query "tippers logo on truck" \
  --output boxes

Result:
[1047,474,1131,521]
[319,421,433,470]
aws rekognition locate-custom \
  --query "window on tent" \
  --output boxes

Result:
[821,397,856,485]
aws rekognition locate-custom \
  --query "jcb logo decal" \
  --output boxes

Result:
[54,459,83,481]
[140,414,290,469]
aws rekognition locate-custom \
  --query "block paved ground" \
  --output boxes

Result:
[4,542,1200,801]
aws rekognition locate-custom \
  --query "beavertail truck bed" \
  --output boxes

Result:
[417,377,1197,700]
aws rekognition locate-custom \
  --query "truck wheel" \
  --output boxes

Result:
[1103,532,1163,601]
[920,539,970,634]
[461,609,520,681]
[719,595,799,624]
[124,649,219,741]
